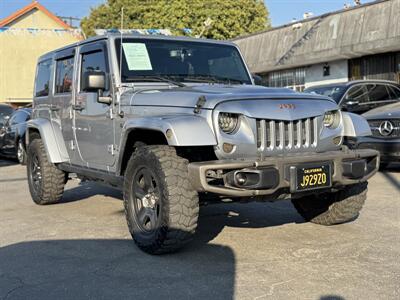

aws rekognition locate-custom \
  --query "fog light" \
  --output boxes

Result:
[333,136,342,145]
[166,129,173,139]
[222,143,235,153]
[235,173,247,185]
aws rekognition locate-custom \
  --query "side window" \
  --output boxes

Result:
[388,85,400,99]
[55,56,74,94]
[81,50,109,92]
[344,85,369,104]
[366,84,390,102]
[35,60,51,97]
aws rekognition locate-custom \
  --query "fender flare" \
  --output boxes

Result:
[121,115,217,147]
[342,112,372,137]
[117,115,217,175]
[26,118,69,163]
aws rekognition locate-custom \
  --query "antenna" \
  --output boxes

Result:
[117,7,125,118]
[119,7,124,89]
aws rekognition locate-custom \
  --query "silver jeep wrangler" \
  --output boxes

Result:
[27,33,379,254]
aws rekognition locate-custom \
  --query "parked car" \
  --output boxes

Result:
[304,80,400,114]
[0,108,32,164]
[26,33,378,254]
[350,102,400,169]
[0,103,14,128]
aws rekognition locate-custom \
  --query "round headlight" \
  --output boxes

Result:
[218,113,239,134]
[323,110,340,129]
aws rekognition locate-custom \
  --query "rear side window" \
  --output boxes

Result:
[80,50,109,91]
[55,56,74,94]
[344,85,369,104]
[388,85,400,99]
[35,60,51,97]
[366,84,390,102]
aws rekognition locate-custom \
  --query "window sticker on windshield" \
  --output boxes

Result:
[122,43,153,71]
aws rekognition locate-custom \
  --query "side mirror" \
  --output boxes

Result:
[344,100,359,107]
[252,74,263,86]
[82,71,106,92]
[82,71,112,105]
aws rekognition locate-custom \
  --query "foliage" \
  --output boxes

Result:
[81,0,270,40]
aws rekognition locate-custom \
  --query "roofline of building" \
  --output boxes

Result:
[232,0,389,41]
[0,1,71,29]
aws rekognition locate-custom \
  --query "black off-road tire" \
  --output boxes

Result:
[27,138,66,205]
[291,183,367,225]
[123,145,199,254]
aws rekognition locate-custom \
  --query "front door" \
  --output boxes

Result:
[74,42,115,170]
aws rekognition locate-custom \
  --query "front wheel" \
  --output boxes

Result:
[27,138,66,205]
[291,183,367,225]
[123,145,199,254]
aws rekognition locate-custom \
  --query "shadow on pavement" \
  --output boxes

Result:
[0,238,235,299]
[381,172,400,191]
[61,181,123,204]
[320,296,346,300]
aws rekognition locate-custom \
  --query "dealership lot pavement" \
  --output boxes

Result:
[0,159,399,300]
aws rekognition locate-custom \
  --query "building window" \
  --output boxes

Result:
[55,56,74,94]
[35,59,51,97]
[261,68,306,92]
[349,52,400,83]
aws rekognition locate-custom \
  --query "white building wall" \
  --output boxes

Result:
[305,60,349,88]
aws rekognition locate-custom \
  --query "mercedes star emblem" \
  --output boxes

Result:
[378,120,394,136]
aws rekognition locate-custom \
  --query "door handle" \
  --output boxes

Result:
[72,104,85,111]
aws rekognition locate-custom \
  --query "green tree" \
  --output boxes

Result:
[81,0,270,40]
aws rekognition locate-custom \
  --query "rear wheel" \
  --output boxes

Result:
[291,183,367,225]
[123,145,199,254]
[27,137,66,205]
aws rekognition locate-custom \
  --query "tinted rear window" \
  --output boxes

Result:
[366,84,390,102]
[388,85,400,99]
[35,60,52,97]
[55,56,74,94]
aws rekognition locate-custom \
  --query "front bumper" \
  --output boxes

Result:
[188,148,379,197]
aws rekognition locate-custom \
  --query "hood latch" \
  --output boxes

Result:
[194,96,207,114]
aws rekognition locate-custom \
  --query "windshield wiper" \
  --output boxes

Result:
[175,74,245,85]
[122,75,186,87]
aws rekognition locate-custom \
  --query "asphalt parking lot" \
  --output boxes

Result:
[0,159,399,300]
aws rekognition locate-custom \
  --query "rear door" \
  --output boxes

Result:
[52,49,79,164]
[73,42,115,170]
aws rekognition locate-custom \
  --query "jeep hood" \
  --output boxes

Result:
[120,85,336,113]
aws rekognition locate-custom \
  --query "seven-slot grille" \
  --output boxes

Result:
[368,119,400,138]
[256,117,318,151]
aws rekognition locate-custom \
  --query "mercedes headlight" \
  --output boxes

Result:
[323,110,340,129]
[218,113,239,134]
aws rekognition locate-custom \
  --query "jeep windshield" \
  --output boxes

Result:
[115,38,252,85]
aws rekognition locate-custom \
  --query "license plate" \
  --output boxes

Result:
[292,163,332,192]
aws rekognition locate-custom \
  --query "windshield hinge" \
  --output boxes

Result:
[194,96,207,114]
